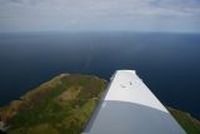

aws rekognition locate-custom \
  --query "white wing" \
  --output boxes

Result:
[82,70,186,134]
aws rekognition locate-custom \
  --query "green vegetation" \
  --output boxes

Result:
[0,73,199,134]
[168,107,200,134]
[0,74,106,134]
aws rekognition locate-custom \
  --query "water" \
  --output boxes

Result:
[0,32,200,119]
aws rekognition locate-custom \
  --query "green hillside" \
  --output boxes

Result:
[168,107,200,134]
[0,74,199,134]
[0,74,106,134]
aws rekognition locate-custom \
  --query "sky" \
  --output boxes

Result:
[0,0,200,33]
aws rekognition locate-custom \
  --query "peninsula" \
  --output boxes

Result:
[0,74,199,134]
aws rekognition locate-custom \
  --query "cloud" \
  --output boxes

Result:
[0,0,200,32]
[9,0,23,3]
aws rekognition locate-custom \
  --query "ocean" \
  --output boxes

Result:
[0,32,200,119]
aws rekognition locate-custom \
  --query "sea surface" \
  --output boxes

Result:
[0,32,200,119]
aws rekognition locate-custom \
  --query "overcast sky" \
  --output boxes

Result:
[0,0,200,33]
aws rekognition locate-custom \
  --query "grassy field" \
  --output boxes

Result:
[0,74,199,134]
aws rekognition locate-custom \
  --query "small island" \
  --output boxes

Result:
[0,74,199,134]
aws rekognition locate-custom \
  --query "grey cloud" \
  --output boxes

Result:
[10,0,23,3]
[0,0,200,32]
[4,0,47,5]
[150,0,200,8]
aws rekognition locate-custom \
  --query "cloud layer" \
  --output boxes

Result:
[0,0,200,32]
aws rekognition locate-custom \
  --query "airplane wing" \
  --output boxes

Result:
[82,70,186,134]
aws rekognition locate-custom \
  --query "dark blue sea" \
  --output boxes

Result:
[0,32,200,119]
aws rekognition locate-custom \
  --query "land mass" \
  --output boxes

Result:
[0,74,199,134]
